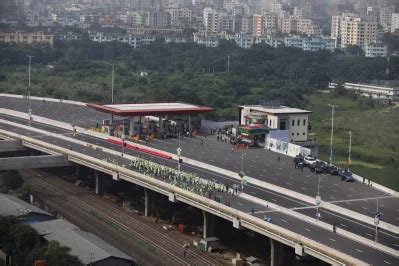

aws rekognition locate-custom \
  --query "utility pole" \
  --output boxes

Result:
[328,104,338,165]
[27,55,34,126]
[348,131,352,169]
[111,64,115,104]
[227,55,230,73]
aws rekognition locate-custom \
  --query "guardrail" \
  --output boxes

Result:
[0,93,86,106]
[0,128,367,266]
[0,107,397,234]
[0,118,395,257]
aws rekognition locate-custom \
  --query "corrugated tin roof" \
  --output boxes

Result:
[0,193,51,217]
[31,219,134,264]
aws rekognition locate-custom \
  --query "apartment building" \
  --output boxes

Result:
[333,14,378,49]
[364,43,388,57]
[379,5,395,32]
[252,14,264,36]
[391,13,399,34]
[0,31,53,47]
[203,7,220,34]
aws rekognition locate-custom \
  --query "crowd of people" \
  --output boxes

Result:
[102,156,240,199]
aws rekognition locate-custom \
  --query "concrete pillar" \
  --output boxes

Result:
[75,164,80,177]
[159,116,163,135]
[188,114,191,133]
[202,210,214,239]
[95,171,103,195]
[129,117,134,136]
[270,239,279,266]
[144,189,150,217]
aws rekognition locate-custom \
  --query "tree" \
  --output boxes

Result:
[0,170,24,190]
[345,45,364,56]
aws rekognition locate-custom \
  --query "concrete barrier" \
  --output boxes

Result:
[0,107,397,233]
[0,93,86,106]
[0,128,367,266]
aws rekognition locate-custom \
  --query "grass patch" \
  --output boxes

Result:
[306,93,399,191]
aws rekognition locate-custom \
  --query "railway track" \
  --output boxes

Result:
[25,170,222,265]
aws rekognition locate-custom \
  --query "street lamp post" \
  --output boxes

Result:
[177,133,182,171]
[111,64,114,104]
[328,104,338,165]
[348,131,352,169]
[316,176,321,220]
[374,197,382,243]
[27,55,34,126]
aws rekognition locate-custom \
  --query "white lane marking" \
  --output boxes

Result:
[300,187,306,190]
[361,206,367,210]
[330,196,336,200]
[304,228,311,232]
[329,238,336,242]
[271,198,277,202]
[334,183,338,186]
[393,243,399,247]
[340,224,347,227]
[383,261,391,265]
[250,191,256,195]
[366,233,373,237]
[286,182,292,186]
[281,219,287,223]
[237,203,243,206]
[355,249,363,253]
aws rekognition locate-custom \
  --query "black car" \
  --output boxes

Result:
[309,161,329,173]
[325,165,339,175]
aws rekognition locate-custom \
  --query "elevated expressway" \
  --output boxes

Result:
[0,94,398,265]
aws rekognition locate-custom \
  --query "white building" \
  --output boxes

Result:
[203,7,220,34]
[344,83,399,99]
[285,36,335,52]
[364,43,388,57]
[379,5,395,32]
[391,13,399,34]
[239,105,312,142]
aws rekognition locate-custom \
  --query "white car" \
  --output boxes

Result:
[304,156,317,166]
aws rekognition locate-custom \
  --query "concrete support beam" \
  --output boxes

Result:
[270,238,280,266]
[202,210,214,239]
[0,140,26,152]
[144,188,152,217]
[129,117,134,136]
[95,171,103,195]
[0,155,70,170]
[75,164,80,176]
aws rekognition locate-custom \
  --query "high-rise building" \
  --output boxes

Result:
[335,15,378,48]
[252,14,264,36]
[391,13,399,34]
[203,7,220,34]
[379,5,395,32]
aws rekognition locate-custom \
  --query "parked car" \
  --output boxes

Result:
[303,156,317,166]
[325,164,339,175]
[339,169,354,182]
[309,161,329,173]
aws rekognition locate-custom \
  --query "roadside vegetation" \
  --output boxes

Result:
[307,93,399,190]
[0,216,82,265]
[0,40,398,189]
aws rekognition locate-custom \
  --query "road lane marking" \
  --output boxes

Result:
[383,261,391,265]
[271,198,277,202]
[340,224,347,227]
[329,238,336,242]
[286,182,292,185]
[281,219,287,223]
[250,191,256,195]
[355,249,363,253]
[366,233,373,237]
[304,228,311,232]
[237,203,243,206]
[361,207,367,210]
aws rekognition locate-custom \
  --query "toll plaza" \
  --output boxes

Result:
[86,102,213,140]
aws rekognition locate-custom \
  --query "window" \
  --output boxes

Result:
[297,133,299,135]
[303,119,306,126]
[297,119,300,126]
[303,133,305,135]
[292,120,295,126]
[292,133,294,136]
